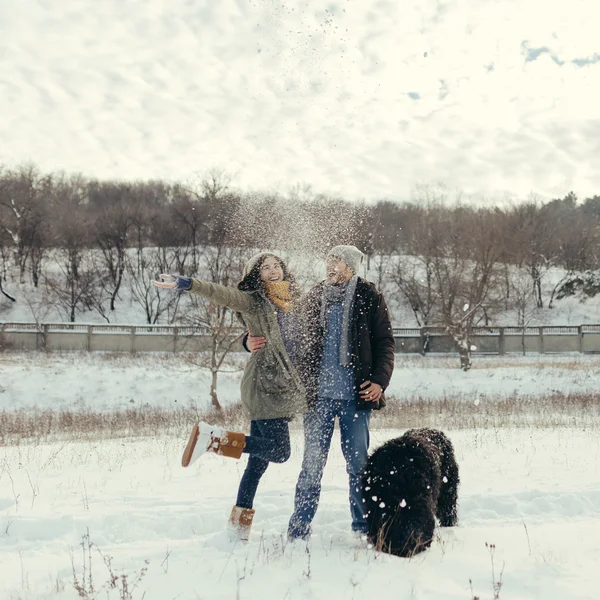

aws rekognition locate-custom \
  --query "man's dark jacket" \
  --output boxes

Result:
[296,278,395,411]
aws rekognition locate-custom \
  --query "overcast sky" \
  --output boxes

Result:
[1,0,599,203]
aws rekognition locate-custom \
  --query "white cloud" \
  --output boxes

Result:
[1,0,600,202]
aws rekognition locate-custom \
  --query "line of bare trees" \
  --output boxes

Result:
[3,163,600,373]
[375,192,600,369]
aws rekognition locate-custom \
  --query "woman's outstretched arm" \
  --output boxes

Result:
[151,274,254,314]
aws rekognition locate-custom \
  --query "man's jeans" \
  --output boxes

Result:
[288,398,371,538]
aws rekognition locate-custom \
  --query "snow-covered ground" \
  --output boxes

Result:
[1,428,599,600]
[1,353,600,599]
[2,352,600,414]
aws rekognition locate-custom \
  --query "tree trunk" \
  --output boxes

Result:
[210,369,222,411]
[504,263,510,309]
[210,341,222,410]
[448,324,472,371]
[534,277,543,308]
[460,353,471,370]
[31,260,40,287]
[191,231,197,272]
[110,264,124,311]
[457,343,472,371]
[0,279,16,302]
[548,272,571,309]
[70,281,76,322]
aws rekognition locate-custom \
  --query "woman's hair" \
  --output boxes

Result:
[238,253,299,295]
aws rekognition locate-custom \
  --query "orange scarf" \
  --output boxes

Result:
[264,281,294,312]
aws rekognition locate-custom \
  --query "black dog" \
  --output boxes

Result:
[361,428,459,557]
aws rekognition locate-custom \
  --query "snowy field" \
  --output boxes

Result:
[1,352,600,599]
[3,352,600,414]
[1,428,599,600]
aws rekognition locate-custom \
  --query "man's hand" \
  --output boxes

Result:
[359,380,383,402]
[247,331,266,353]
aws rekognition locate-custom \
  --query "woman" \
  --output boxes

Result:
[151,252,307,541]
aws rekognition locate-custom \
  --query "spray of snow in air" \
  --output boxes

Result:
[223,3,369,281]
[228,191,367,287]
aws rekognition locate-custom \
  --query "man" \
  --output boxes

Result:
[247,245,395,539]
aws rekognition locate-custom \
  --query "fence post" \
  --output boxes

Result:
[498,327,505,355]
[131,326,136,353]
[539,326,544,354]
[173,326,179,352]
[578,325,584,353]
[87,325,92,352]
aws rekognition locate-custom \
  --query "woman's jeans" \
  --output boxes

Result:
[236,418,291,509]
[288,398,371,538]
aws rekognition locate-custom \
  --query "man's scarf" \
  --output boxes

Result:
[320,276,358,367]
[264,281,294,312]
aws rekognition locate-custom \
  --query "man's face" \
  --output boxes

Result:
[325,257,353,285]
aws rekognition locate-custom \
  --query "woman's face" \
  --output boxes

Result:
[259,256,284,283]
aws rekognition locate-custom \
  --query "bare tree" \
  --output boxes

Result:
[179,245,247,410]
[0,222,10,283]
[507,201,556,309]
[546,194,599,308]
[0,183,14,301]
[388,204,441,328]
[44,262,105,323]
[358,202,397,289]
[44,175,93,322]
[0,277,16,303]
[390,254,438,327]
[184,168,235,247]
[88,181,140,311]
[507,267,542,355]
[426,205,505,370]
[127,181,172,274]
[0,164,49,285]
[127,250,181,324]
[170,184,208,272]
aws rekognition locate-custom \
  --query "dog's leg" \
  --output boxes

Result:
[436,454,459,527]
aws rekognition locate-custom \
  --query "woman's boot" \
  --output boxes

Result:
[228,505,255,542]
[182,422,246,467]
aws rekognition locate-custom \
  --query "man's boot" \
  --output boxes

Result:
[181,422,246,467]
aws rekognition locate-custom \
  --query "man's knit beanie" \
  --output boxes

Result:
[327,245,364,275]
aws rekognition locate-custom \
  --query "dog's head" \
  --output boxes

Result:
[370,507,436,558]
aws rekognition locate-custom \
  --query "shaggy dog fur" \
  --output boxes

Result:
[361,428,459,557]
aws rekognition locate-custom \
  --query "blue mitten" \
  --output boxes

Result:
[151,274,193,290]
[175,276,192,290]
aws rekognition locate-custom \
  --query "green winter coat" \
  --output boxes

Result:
[188,279,307,420]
